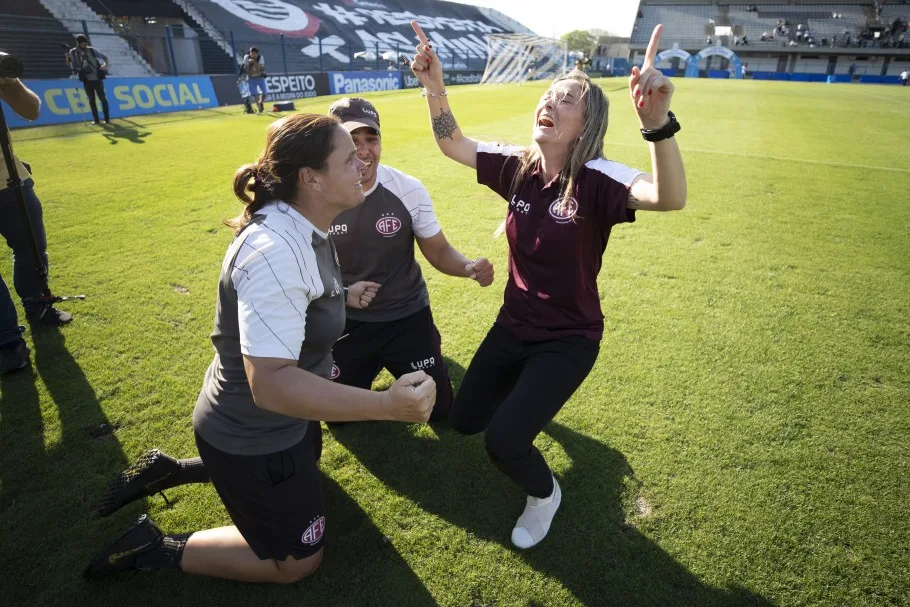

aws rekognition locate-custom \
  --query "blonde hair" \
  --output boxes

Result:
[508,69,609,205]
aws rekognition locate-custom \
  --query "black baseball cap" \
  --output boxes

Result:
[328,97,380,135]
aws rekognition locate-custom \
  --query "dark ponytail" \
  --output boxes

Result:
[226,113,341,233]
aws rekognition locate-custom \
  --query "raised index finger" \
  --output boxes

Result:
[411,20,429,44]
[643,24,664,68]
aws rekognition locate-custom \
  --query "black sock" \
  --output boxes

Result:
[177,457,209,484]
[135,532,193,570]
[153,457,209,492]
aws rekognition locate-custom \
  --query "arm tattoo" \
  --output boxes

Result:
[432,110,458,140]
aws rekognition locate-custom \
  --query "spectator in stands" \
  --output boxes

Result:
[410,20,686,549]
[762,31,769,42]
[84,113,438,582]
[240,47,266,113]
[67,34,110,125]
[0,76,73,375]
[707,36,713,45]
[742,35,749,45]
[901,69,909,86]
[322,96,492,424]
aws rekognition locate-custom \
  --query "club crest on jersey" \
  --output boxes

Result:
[548,196,579,224]
[376,213,401,237]
[301,516,326,545]
[330,364,340,380]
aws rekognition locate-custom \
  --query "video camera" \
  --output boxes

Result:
[0,51,24,79]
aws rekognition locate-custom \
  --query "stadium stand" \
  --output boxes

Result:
[0,0,84,79]
[181,0,508,73]
[37,0,157,76]
[633,3,719,48]
[631,1,909,80]
[0,0,529,77]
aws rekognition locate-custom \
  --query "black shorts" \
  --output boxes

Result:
[331,306,452,420]
[195,423,325,561]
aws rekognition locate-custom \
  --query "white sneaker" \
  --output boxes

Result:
[511,476,561,549]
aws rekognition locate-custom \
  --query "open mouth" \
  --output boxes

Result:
[537,115,555,129]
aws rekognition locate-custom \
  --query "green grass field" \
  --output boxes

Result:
[1,78,908,606]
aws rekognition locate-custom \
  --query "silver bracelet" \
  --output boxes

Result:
[421,88,448,98]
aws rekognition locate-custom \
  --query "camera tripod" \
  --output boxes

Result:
[0,102,85,312]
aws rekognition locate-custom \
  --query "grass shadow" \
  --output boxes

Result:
[330,420,777,606]
[101,122,153,145]
[0,327,130,603]
[75,470,437,606]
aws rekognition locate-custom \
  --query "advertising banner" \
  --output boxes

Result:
[401,69,484,89]
[194,0,502,71]
[328,70,402,94]
[4,76,218,128]
[264,72,330,100]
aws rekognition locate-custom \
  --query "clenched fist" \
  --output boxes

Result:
[380,371,437,422]
[465,258,494,287]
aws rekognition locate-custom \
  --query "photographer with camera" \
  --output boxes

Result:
[67,35,110,125]
[0,68,73,374]
[239,47,266,114]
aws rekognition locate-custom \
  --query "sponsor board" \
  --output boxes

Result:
[4,76,218,128]
[264,73,329,100]
[329,71,402,94]
[401,70,485,89]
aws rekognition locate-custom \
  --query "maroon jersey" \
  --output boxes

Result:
[476,142,643,341]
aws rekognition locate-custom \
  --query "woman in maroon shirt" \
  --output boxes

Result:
[410,22,687,548]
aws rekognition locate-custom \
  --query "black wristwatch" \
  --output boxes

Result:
[640,111,681,142]
[343,286,349,301]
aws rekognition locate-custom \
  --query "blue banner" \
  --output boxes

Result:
[328,71,402,95]
[4,76,218,129]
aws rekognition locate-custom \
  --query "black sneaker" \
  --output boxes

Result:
[26,305,73,327]
[0,339,30,375]
[98,450,181,517]
[84,515,163,578]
